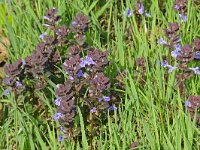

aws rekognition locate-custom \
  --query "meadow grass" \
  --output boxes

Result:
[0,0,200,149]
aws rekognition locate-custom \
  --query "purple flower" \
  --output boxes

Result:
[158,38,167,45]
[3,89,11,96]
[138,3,144,15]
[161,60,169,67]
[103,96,110,101]
[42,24,51,27]
[69,76,74,80]
[184,100,192,107]
[179,14,187,22]
[43,16,50,20]
[98,97,103,101]
[22,59,26,65]
[127,8,132,17]
[171,49,181,58]
[77,70,84,78]
[174,44,181,51]
[60,126,66,133]
[189,67,200,74]
[54,98,61,106]
[39,32,47,39]
[53,113,63,120]
[16,81,22,87]
[90,107,97,113]
[194,52,200,59]
[109,104,117,111]
[174,5,180,10]
[168,65,177,73]
[145,13,151,17]
[79,56,96,68]
[58,135,64,142]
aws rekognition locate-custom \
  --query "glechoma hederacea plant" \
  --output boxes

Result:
[2,7,124,143]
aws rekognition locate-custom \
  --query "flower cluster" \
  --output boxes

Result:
[174,0,187,22]
[2,7,122,143]
[184,96,200,125]
[123,1,151,18]
[159,21,200,98]
[2,8,62,97]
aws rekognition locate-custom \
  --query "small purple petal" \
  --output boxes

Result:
[54,98,61,106]
[53,113,63,120]
[43,16,50,20]
[98,97,103,102]
[174,5,180,10]
[42,24,51,27]
[127,8,132,17]
[109,104,117,111]
[158,38,167,45]
[179,14,187,22]
[90,107,97,113]
[103,96,110,101]
[22,59,26,65]
[79,56,96,68]
[3,89,11,96]
[189,67,200,74]
[77,70,84,78]
[138,4,144,15]
[16,81,22,87]
[168,65,177,73]
[145,13,151,17]
[39,32,47,39]
[58,135,64,142]
[194,52,200,59]
[161,60,168,67]
[69,76,74,80]
[184,100,192,107]
[60,126,66,133]
[171,50,181,58]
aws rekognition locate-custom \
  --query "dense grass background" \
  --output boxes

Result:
[0,0,200,149]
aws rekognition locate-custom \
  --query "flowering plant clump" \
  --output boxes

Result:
[1,8,123,144]
[159,21,200,98]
